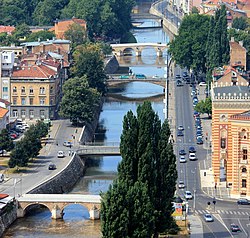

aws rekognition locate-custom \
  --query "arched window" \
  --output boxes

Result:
[13,86,17,93]
[242,168,247,173]
[21,86,25,93]
[29,87,33,94]
[40,87,45,94]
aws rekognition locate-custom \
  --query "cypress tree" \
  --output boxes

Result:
[206,16,215,70]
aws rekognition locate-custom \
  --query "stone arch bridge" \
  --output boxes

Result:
[17,194,101,220]
[110,43,168,57]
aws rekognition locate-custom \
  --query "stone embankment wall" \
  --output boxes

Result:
[104,56,119,74]
[149,4,178,36]
[0,201,17,237]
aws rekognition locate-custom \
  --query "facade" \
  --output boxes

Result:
[10,62,61,120]
[211,66,250,198]
[0,99,10,130]
[229,39,247,70]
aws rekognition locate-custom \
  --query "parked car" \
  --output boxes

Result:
[152,74,161,79]
[204,214,214,222]
[119,75,129,79]
[199,81,207,86]
[185,191,193,200]
[48,163,57,170]
[193,111,200,118]
[189,152,196,161]
[178,125,184,131]
[189,146,196,153]
[63,141,73,147]
[178,181,185,189]
[237,198,250,205]
[179,156,187,163]
[176,74,181,79]
[176,80,183,86]
[179,149,186,155]
[182,72,188,78]
[197,137,203,145]
[9,133,18,140]
[57,151,65,158]
[230,224,240,232]
[177,130,184,136]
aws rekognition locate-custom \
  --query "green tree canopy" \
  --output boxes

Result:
[232,17,248,30]
[0,129,14,152]
[71,43,107,93]
[101,102,178,237]
[59,76,101,125]
[194,97,212,117]
[26,31,55,42]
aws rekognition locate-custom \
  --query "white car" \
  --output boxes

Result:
[152,74,161,79]
[189,152,196,161]
[185,191,193,200]
[199,82,207,86]
[57,151,65,158]
[179,156,187,163]
[178,181,185,189]
[204,214,214,222]
[178,125,184,131]
[63,141,73,147]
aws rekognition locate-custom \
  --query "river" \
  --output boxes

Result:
[3,20,170,238]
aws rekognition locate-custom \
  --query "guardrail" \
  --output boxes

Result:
[77,146,120,156]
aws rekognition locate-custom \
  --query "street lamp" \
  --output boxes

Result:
[191,169,196,210]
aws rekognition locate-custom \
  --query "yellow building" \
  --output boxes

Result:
[10,61,61,120]
[211,66,250,198]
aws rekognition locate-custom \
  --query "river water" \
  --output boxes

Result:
[3,21,170,238]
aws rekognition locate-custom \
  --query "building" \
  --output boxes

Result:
[0,26,15,35]
[211,65,250,198]
[10,62,61,120]
[0,99,10,130]
[50,17,86,39]
[230,38,247,70]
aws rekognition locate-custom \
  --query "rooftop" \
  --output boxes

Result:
[20,39,71,47]
[0,107,8,118]
[213,85,250,97]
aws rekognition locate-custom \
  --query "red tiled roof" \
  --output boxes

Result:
[0,25,15,34]
[0,107,8,118]
[12,64,56,79]
[0,99,10,106]
[230,41,247,51]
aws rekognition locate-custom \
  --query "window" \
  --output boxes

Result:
[3,87,8,92]
[50,99,54,105]
[21,97,26,105]
[3,55,8,60]
[221,138,226,149]
[50,86,54,94]
[29,98,33,105]
[12,98,17,105]
[40,98,45,105]
[12,110,18,117]
[242,179,247,188]
[40,110,45,118]
[29,110,34,118]
[13,86,17,93]
[29,87,33,94]
[242,168,247,173]
[243,149,248,160]
[21,110,26,117]
[40,87,45,94]
[21,87,25,94]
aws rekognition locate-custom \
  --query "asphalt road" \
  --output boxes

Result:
[174,68,250,237]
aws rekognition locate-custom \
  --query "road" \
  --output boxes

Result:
[174,67,250,237]
[0,120,82,196]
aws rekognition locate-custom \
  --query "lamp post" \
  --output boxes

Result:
[164,54,172,120]
[191,169,196,210]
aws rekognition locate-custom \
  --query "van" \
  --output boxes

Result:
[0,174,4,182]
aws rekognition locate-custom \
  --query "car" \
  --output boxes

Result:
[199,81,207,86]
[197,137,203,145]
[179,149,186,155]
[176,74,181,79]
[178,125,184,131]
[22,124,30,129]
[135,74,146,79]
[189,146,196,153]
[179,156,187,163]
[196,131,202,137]
[9,133,18,139]
[16,125,26,131]
[57,151,65,158]
[185,191,193,200]
[177,130,184,136]
[193,111,200,118]
[178,181,185,189]
[182,72,188,77]
[48,163,57,170]
[193,101,198,107]
[119,75,129,79]
[195,121,201,128]
[230,224,240,232]
[63,141,73,147]
[204,214,214,222]
[191,90,197,96]
[237,198,250,205]
[189,152,196,161]
[176,80,183,86]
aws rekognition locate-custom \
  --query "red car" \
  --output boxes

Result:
[9,133,17,139]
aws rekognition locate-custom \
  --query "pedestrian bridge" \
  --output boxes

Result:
[17,194,101,220]
[77,146,120,156]
[110,43,168,57]
[107,77,166,87]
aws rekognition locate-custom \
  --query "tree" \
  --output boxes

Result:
[64,23,88,48]
[59,76,100,125]
[232,17,248,30]
[71,43,107,93]
[169,14,210,73]
[101,102,177,237]
[26,31,55,42]
[194,97,212,117]
[0,129,14,153]
[191,7,199,14]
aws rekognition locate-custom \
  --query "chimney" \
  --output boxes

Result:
[239,41,244,47]
[231,37,234,42]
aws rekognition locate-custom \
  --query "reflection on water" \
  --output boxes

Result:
[4,19,169,238]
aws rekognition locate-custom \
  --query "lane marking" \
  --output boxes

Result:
[214,214,234,238]
[238,218,248,237]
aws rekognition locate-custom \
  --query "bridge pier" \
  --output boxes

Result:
[51,205,64,219]
[115,51,123,56]
[89,206,100,220]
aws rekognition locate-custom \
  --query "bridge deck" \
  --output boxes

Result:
[18,194,101,203]
[77,146,120,156]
